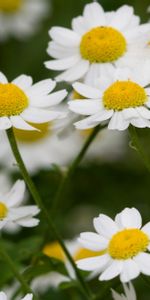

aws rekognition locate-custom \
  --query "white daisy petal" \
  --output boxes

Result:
[94,214,119,239]
[130,117,150,128]
[77,254,110,271]
[69,100,100,115]
[22,294,33,300]
[21,108,64,123]
[12,75,33,91]
[0,72,8,84]
[141,222,150,237]
[72,16,89,35]
[0,292,7,300]
[49,27,81,47]
[10,116,37,131]
[83,2,106,27]
[73,82,102,99]
[47,41,78,59]
[134,253,150,275]
[119,208,142,229]
[55,60,89,82]
[136,107,150,119]
[92,109,114,123]
[100,260,123,281]
[26,79,56,97]
[79,232,108,251]
[74,116,100,130]
[16,217,40,227]
[9,206,40,220]
[120,259,140,282]
[110,5,133,30]
[3,180,25,208]
[45,55,80,71]
[122,108,139,120]
[108,112,129,131]
[0,117,12,130]
[30,90,67,107]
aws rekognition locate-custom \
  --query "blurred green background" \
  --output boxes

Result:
[1,0,150,299]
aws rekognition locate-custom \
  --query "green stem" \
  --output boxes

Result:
[6,128,93,300]
[0,242,36,299]
[52,125,106,213]
[128,125,150,172]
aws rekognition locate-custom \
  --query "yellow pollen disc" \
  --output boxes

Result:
[0,202,8,219]
[74,248,106,261]
[80,26,127,63]
[103,80,147,111]
[14,122,51,143]
[0,0,21,12]
[108,229,149,260]
[43,242,65,262]
[0,83,28,117]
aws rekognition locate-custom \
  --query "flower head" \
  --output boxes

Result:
[77,207,150,282]
[0,292,32,300]
[0,179,40,229]
[0,72,67,131]
[112,282,136,300]
[69,64,150,130]
[45,3,150,82]
[0,0,49,40]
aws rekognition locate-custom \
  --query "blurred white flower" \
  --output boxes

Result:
[0,179,40,229]
[45,2,150,82]
[69,64,150,131]
[112,282,136,300]
[77,207,150,282]
[0,0,49,40]
[0,72,67,131]
[0,291,32,300]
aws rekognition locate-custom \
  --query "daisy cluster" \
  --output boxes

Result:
[0,1,150,300]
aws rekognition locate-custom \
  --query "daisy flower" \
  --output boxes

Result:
[45,2,150,82]
[0,0,49,41]
[77,207,150,282]
[0,72,67,131]
[69,63,150,130]
[0,179,40,229]
[112,282,136,300]
[0,292,32,300]
[31,240,105,293]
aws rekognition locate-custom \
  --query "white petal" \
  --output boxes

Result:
[79,232,108,251]
[74,116,100,129]
[0,117,12,130]
[77,254,110,271]
[120,259,140,282]
[72,16,89,35]
[12,75,33,91]
[45,55,80,71]
[49,26,80,47]
[0,292,7,300]
[21,294,33,300]
[108,112,129,131]
[130,117,150,128]
[73,82,102,99]
[134,253,150,275]
[16,217,40,227]
[111,289,124,300]
[100,260,123,281]
[136,107,150,119]
[0,72,8,84]
[69,100,100,115]
[110,5,133,30]
[21,108,64,123]
[122,108,138,120]
[94,214,119,239]
[92,109,113,122]
[3,180,25,208]
[30,90,67,107]
[47,41,78,59]
[10,116,37,131]
[141,222,150,237]
[119,207,142,229]
[26,79,56,97]
[55,60,89,82]
[83,2,106,27]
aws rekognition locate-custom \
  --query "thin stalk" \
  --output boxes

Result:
[52,125,106,213]
[6,128,93,300]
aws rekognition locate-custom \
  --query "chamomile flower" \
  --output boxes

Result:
[0,0,49,41]
[77,207,150,282]
[0,179,40,229]
[69,64,150,130]
[45,2,150,82]
[112,282,136,300]
[0,72,67,131]
[0,292,32,300]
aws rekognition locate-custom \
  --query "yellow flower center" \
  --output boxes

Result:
[43,242,65,262]
[80,26,127,63]
[0,0,21,12]
[0,83,28,117]
[103,80,147,111]
[0,202,8,219]
[14,122,51,143]
[108,229,149,260]
[74,248,106,261]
